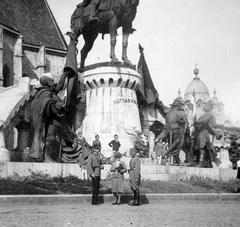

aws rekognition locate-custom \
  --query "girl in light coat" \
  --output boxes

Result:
[110,152,127,205]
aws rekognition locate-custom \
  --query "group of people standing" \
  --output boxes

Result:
[109,148,141,206]
[75,132,141,206]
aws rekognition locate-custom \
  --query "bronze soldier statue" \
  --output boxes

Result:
[192,100,222,168]
[29,73,75,162]
[29,74,65,162]
[154,98,189,165]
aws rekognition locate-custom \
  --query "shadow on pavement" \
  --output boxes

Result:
[97,193,150,205]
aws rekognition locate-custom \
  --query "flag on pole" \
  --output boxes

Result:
[137,44,159,106]
[190,89,196,122]
[63,37,79,106]
[189,89,196,136]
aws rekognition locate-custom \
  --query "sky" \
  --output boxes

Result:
[47,0,240,123]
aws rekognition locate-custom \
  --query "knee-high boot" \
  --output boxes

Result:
[130,190,140,206]
[135,190,140,206]
[128,190,137,205]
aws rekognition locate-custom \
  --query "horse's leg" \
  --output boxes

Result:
[109,17,119,63]
[80,32,98,72]
[122,24,132,66]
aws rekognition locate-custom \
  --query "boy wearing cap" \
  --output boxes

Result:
[110,152,127,205]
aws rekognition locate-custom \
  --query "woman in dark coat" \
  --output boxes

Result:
[110,152,127,205]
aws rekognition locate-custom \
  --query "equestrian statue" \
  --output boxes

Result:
[69,0,139,72]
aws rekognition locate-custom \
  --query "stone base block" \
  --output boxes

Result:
[0,162,237,181]
[0,148,10,162]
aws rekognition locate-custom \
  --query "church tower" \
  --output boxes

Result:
[211,88,227,125]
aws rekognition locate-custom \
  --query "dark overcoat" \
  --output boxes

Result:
[129,156,141,190]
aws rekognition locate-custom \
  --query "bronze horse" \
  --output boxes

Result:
[70,0,139,72]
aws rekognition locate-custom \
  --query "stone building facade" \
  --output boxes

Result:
[0,0,67,88]
[0,0,68,157]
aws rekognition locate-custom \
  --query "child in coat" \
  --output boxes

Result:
[110,152,127,205]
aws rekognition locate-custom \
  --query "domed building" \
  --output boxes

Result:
[184,67,210,103]
[184,66,211,121]
[181,65,240,146]
[183,65,227,125]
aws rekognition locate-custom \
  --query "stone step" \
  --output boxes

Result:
[0,162,237,181]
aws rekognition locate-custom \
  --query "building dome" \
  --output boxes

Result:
[184,66,210,103]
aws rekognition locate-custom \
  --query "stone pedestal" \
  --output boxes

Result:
[0,126,10,162]
[80,64,142,157]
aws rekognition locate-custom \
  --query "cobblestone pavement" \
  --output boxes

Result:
[0,202,240,227]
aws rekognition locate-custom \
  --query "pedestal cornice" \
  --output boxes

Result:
[81,63,141,91]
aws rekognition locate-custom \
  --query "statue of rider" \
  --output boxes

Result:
[154,98,189,165]
[77,0,100,23]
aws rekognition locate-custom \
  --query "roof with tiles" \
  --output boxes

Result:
[0,0,67,50]
[0,8,18,32]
